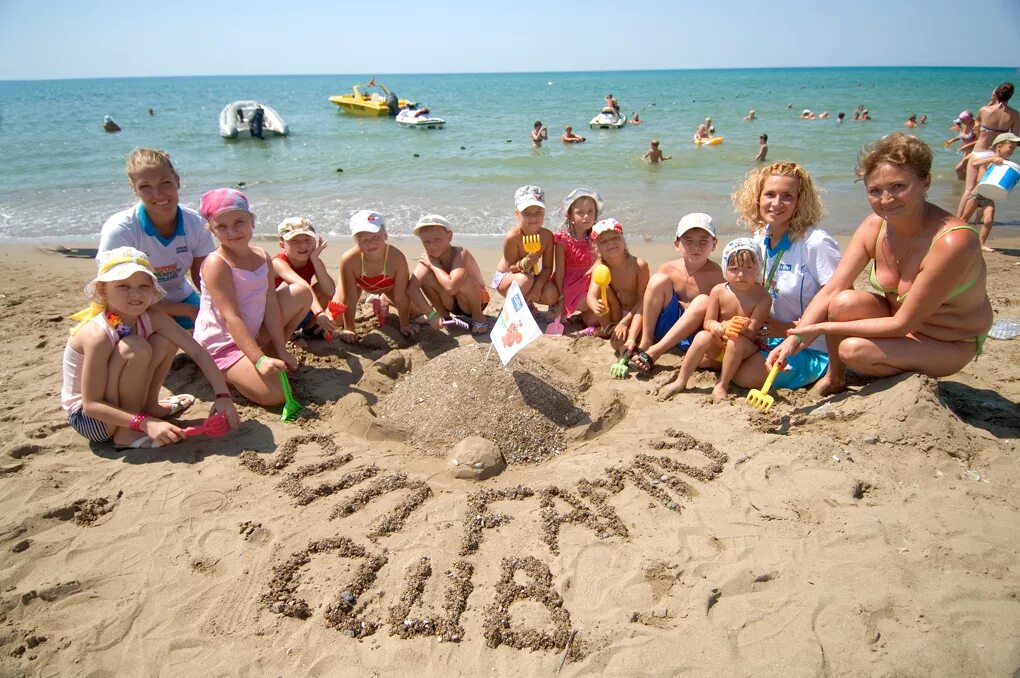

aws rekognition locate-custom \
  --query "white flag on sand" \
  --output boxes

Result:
[490,281,541,366]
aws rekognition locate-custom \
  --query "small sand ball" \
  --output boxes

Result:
[448,437,506,480]
[376,345,588,464]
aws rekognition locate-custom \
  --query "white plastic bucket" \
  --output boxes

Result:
[976,160,1020,200]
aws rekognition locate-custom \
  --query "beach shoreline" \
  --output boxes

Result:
[1,239,1018,675]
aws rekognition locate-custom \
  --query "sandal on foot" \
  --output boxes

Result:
[156,394,195,418]
[442,315,470,331]
[113,435,161,452]
[574,326,598,338]
[628,349,654,374]
[469,318,490,335]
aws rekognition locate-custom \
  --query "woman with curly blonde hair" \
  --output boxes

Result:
[729,161,842,390]
[768,134,992,395]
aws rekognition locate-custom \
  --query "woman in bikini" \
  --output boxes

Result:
[768,133,993,396]
[332,210,433,342]
[959,82,1019,215]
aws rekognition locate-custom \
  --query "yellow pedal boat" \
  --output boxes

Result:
[329,82,411,116]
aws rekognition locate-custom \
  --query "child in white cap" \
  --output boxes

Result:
[585,218,650,357]
[62,247,238,449]
[272,218,337,338]
[491,185,560,309]
[412,214,490,333]
[658,237,771,402]
[629,212,724,374]
[332,210,435,341]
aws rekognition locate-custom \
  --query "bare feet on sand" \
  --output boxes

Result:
[810,373,847,396]
[657,381,687,401]
[981,245,995,253]
[712,383,729,401]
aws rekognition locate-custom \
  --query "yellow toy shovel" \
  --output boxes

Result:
[746,362,781,413]
[592,264,611,311]
[522,234,541,273]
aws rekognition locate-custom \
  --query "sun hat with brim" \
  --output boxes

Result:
[85,246,166,303]
[958,110,974,122]
[559,187,604,217]
[721,237,762,271]
[592,218,624,239]
[413,214,452,235]
[514,185,545,211]
[350,210,385,235]
[200,188,250,221]
[675,212,717,239]
[277,217,317,241]
[992,132,1020,146]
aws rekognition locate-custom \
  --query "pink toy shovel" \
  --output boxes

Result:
[183,412,231,439]
[546,311,565,336]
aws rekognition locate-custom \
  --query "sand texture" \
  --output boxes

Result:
[0,241,1018,676]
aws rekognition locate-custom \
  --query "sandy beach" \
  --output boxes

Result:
[1,234,1018,676]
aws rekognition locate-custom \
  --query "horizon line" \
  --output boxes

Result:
[2,64,1017,84]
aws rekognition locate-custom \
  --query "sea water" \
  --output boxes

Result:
[0,67,1016,243]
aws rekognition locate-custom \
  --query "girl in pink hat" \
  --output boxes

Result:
[193,189,312,407]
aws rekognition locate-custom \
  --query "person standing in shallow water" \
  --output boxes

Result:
[531,120,548,146]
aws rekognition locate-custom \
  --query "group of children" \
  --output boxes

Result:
[62,146,784,450]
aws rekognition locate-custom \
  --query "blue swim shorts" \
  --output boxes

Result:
[653,291,697,351]
[761,337,829,390]
[173,290,201,331]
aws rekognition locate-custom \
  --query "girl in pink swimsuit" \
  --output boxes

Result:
[194,189,312,407]
[553,188,603,328]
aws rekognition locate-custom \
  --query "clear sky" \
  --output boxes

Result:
[2,0,1018,80]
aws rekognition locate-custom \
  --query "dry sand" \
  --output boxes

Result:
[1,236,1019,676]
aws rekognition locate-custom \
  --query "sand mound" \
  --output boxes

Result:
[792,374,989,460]
[375,344,588,464]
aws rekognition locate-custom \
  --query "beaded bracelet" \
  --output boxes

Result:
[129,412,148,433]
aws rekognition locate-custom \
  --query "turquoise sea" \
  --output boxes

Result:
[0,67,1017,243]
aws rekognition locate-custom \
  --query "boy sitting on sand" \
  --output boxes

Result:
[659,238,771,401]
[629,213,725,373]
[412,214,490,334]
[272,218,337,338]
[491,185,559,308]
[586,219,650,356]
